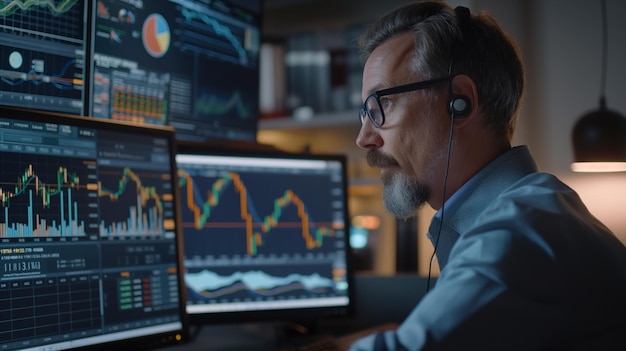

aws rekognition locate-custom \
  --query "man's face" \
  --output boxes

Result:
[356,32,449,217]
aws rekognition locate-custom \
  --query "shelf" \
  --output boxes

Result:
[258,110,357,130]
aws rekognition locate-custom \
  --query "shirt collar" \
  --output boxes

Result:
[427,146,538,268]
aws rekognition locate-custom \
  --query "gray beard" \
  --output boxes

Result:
[381,170,429,219]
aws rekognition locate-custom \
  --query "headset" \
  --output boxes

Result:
[449,92,471,118]
[427,5,472,292]
[447,6,472,119]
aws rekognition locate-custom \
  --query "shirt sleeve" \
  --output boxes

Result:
[348,224,562,351]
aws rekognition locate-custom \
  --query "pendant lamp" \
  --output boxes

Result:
[571,0,626,173]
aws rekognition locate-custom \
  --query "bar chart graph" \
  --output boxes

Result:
[98,166,175,237]
[0,157,98,239]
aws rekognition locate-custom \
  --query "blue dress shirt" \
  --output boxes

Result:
[349,146,626,350]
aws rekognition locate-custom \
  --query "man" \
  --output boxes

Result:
[349,1,626,350]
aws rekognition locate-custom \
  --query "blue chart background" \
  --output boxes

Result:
[180,169,342,258]
[0,152,97,238]
[97,166,174,237]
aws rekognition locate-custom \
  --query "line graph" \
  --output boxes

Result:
[0,0,78,16]
[0,0,86,114]
[0,56,83,91]
[185,266,344,301]
[186,270,334,299]
[98,166,175,237]
[0,0,84,40]
[178,169,340,257]
[179,7,250,66]
[193,90,251,119]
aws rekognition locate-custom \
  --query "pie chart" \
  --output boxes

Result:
[142,13,170,58]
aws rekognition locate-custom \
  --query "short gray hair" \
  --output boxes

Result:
[359,1,524,139]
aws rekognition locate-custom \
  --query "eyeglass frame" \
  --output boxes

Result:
[359,77,449,128]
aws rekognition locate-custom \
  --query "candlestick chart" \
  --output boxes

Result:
[178,168,342,257]
[0,154,97,238]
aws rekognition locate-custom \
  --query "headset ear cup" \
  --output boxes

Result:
[449,96,471,118]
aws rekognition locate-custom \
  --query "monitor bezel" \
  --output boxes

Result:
[0,105,189,351]
[175,141,356,327]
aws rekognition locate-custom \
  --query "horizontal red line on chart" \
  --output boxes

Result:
[182,222,336,228]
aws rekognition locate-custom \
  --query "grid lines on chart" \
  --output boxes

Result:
[0,0,84,42]
[0,275,101,344]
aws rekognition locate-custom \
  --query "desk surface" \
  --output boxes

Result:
[161,322,398,351]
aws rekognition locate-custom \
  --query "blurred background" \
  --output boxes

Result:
[257,0,626,275]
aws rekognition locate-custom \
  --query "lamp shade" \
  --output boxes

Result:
[570,0,626,172]
[571,102,626,172]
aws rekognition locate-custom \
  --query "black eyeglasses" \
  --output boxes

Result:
[359,77,449,128]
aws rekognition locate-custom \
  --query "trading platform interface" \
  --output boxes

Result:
[0,111,186,351]
[176,153,352,320]
[89,0,262,142]
[0,0,88,114]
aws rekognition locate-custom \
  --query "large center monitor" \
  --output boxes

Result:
[175,146,354,325]
[87,0,262,143]
[0,106,188,351]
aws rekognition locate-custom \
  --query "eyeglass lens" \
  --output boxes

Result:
[361,95,384,127]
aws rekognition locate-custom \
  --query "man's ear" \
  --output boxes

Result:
[449,74,478,126]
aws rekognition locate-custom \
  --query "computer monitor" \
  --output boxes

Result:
[175,145,354,326]
[87,0,262,143]
[0,106,188,351]
[0,0,88,115]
